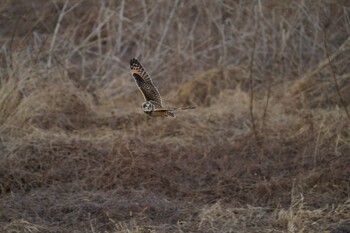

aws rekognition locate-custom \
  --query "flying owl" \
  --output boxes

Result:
[130,58,194,117]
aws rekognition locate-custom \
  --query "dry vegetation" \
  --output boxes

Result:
[0,0,350,232]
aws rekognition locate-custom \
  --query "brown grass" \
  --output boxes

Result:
[0,0,350,232]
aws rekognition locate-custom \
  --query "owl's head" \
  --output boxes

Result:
[141,101,154,112]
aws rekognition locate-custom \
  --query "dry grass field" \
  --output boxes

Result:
[0,0,350,232]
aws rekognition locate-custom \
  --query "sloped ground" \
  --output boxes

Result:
[0,1,350,232]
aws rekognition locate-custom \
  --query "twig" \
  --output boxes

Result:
[33,35,49,64]
[323,30,350,121]
[70,9,114,56]
[249,6,259,144]
[155,0,179,55]
[47,0,69,68]
[116,0,125,53]
[262,72,272,125]
[8,17,21,71]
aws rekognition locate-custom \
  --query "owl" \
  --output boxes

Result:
[130,58,194,117]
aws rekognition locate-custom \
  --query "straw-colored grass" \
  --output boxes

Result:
[0,0,350,232]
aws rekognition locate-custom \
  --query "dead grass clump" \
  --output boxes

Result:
[274,196,350,232]
[0,130,116,193]
[0,70,96,137]
[28,84,96,130]
[1,0,350,232]
[198,202,273,232]
[1,219,43,233]
[170,66,250,107]
[197,199,350,232]
[288,37,350,109]
[0,77,23,129]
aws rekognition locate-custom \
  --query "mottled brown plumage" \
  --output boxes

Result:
[130,58,194,118]
[130,58,162,107]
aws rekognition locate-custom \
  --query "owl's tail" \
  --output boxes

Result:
[166,111,176,118]
[179,106,196,110]
[168,106,195,111]
[166,106,195,117]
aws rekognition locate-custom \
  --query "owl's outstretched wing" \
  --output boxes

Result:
[130,58,162,107]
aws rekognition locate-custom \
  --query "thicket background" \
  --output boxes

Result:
[0,0,350,232]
